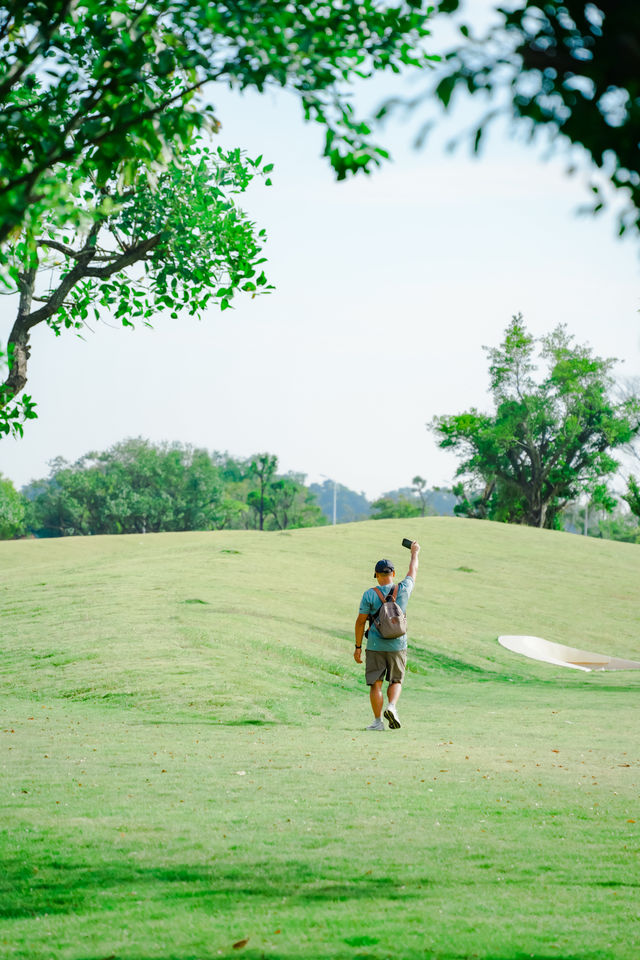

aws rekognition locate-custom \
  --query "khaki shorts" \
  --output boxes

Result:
[365,649,407,686]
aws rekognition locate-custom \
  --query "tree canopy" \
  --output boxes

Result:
[0,472,24,538]
[1,0,435,240]
[622,474,640,523]
[424,1,640,240]
[371,494,421,520]
[22,439,326,537]
[432,315,640,529]
[1,0,436,437]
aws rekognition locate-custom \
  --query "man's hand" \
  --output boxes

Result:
[354,613,368,662]
[408,540,420,580]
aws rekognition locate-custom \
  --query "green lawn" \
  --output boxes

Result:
[1,518,639,960]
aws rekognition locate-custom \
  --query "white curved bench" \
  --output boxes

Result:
[498,635,640,672]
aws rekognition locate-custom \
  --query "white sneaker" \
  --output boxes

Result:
[366,718,385,731]
[384,704,401,729]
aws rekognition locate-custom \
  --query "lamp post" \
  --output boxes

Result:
[320,474,338,525]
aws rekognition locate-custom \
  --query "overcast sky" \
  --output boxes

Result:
[2,5,639,499]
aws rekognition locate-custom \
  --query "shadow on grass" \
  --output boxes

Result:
[0,857,435,920]
[410,646,497,678]
[478,955,603,960]
[2,847,638,926]
[0,844,617,960]
[410,644,640,693]
[70,948,610,960]
[130,718,279,727]
[430,956,602,960]
[72,953,605,960]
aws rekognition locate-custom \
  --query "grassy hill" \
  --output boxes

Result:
[1,518,639,960]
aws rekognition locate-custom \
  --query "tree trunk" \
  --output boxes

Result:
[1,265,36,409]
[526,483,547,527]
[2,229,163,424]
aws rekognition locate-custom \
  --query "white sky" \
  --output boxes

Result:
[2,5,639,498]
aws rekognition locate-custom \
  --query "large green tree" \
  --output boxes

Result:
[25,438,226,536]
[1,0,436,437]
[245,455,325,530]
[247,453,278,531]
[371,495,421,520]
[420,1,640,239]
[432,315,640,529]
[0,472,25,538]
[622,475,640,522]
[267,475,326,530]
[23,440,327,535]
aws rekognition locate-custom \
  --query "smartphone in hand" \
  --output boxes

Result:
[401,538,414,549]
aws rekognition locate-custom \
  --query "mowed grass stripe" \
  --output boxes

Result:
[0,518,639,959]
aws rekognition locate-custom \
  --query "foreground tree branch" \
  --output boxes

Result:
[0,143,273,434]
[0,1,436,244]
[409,0,640,239]
[1,0,437,437]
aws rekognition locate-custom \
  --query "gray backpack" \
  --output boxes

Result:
[371,585,407,639]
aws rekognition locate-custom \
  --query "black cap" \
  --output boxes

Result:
[374,559,395,578]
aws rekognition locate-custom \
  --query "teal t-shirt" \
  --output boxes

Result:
[359,575,415,652]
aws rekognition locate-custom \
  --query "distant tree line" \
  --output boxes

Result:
[308,478,458,524]
[1,452,459,540]
[3,439,326,538]
[2,410,639,541]
[368,476,457,520]
[308,481,371,524]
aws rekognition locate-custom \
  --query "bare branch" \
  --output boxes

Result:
[36,235,122,262]
[31,296,73,304]
[38,238,84,258]
[38,237,121,261]
[18,220,100,330]
[26,231,162,328]
[83,233,163,279]
[1,225,164,412]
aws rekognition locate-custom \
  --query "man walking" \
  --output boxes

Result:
[354,541,420,730]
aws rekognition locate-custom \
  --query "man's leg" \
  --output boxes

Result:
[387,682,401,708]
[384,656,405,729]
[369,679,384,718]
[384,682,402,728]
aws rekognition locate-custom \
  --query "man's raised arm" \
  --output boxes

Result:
[407,541,420,581]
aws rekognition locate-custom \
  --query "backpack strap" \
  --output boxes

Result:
[372,584,399,612]
[373,587,387,605]
[367,587,384,635]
